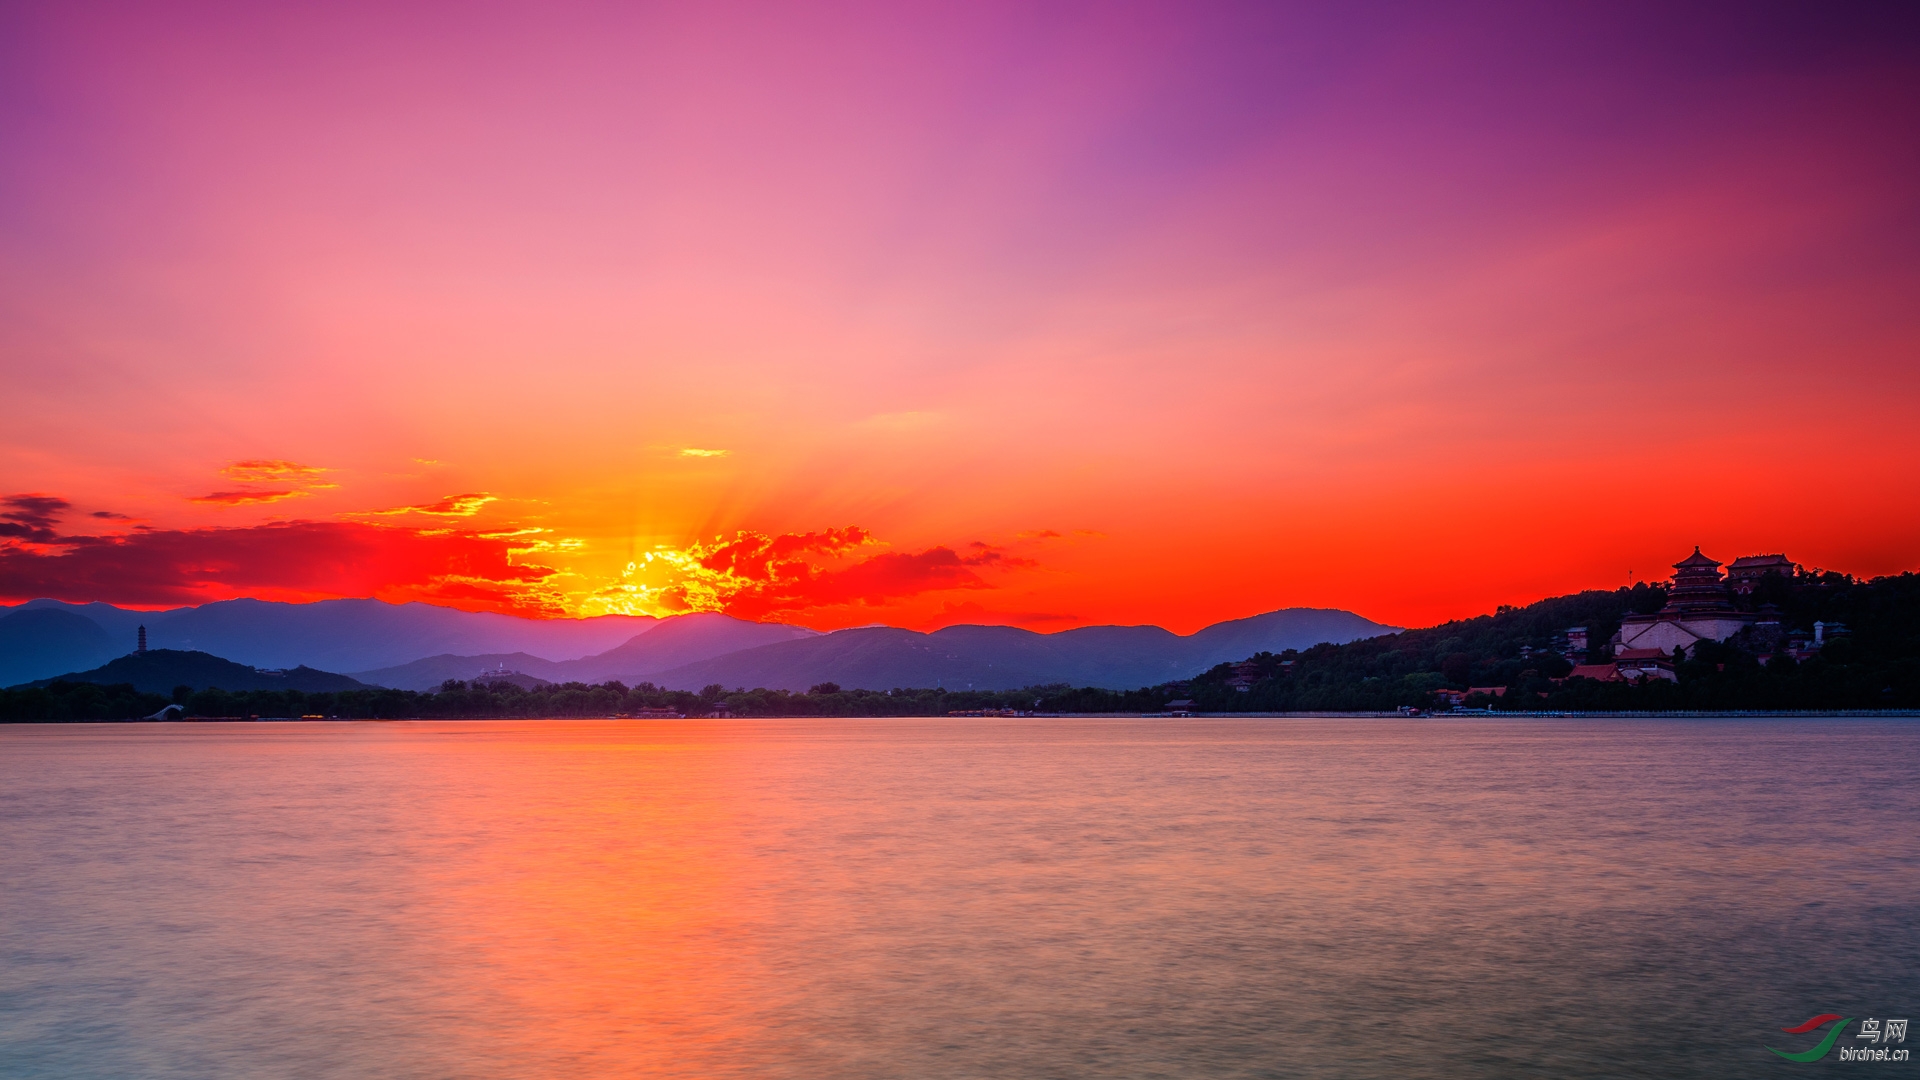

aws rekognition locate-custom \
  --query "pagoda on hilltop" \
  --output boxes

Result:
[1612,547,1755,657]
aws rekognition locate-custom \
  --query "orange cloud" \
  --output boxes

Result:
[187,460,336,507]
[366,493,498,517]
[221,459,330,483]
[190,489,308,505]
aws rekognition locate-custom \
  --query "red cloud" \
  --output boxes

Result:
[0,519,562,615]
[640,528,1033,621]
[744,547,989,616]
[694,527,871,580]
[964,541,1038,569]
[2,494,70,543]
[5,501,1043,623]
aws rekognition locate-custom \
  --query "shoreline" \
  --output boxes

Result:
[6,708,1920,724]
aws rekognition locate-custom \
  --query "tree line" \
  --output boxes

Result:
[5,570,1916,720]
[0,678,1162,722]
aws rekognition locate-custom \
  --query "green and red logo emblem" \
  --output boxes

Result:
[1768,1014,1909,1063]
[1768,1014,1852,1062]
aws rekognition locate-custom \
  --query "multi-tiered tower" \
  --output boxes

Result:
[1664,548,1740,615]
[1613,547,1754,657]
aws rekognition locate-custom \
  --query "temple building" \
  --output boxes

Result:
[1611,548,1754,657]
[1725,553,1798,595]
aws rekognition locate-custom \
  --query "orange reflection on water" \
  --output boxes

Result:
[388,722,799,1076]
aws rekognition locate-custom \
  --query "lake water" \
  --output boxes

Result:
[1,718,1915,1078]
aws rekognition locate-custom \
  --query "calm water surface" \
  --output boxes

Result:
[1,718,1915,1078]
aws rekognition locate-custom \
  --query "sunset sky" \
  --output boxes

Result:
[2,1,1917,632]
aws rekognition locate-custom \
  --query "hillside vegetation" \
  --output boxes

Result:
[1175,571,1920,712]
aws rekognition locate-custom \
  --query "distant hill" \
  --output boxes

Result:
[0,600,161,642]
[548,613,820,683]
[0,608,119,688]
[1185,608,1401,662]
[2,595,1394,695]
[31,649,369,694]
[350,613,820,689]
[347,652,574,691]
[0,597,657,682]
[647,608,1397,691]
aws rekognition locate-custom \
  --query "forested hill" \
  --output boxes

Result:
[1180,571,1920,711]
[30,649,369,694]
